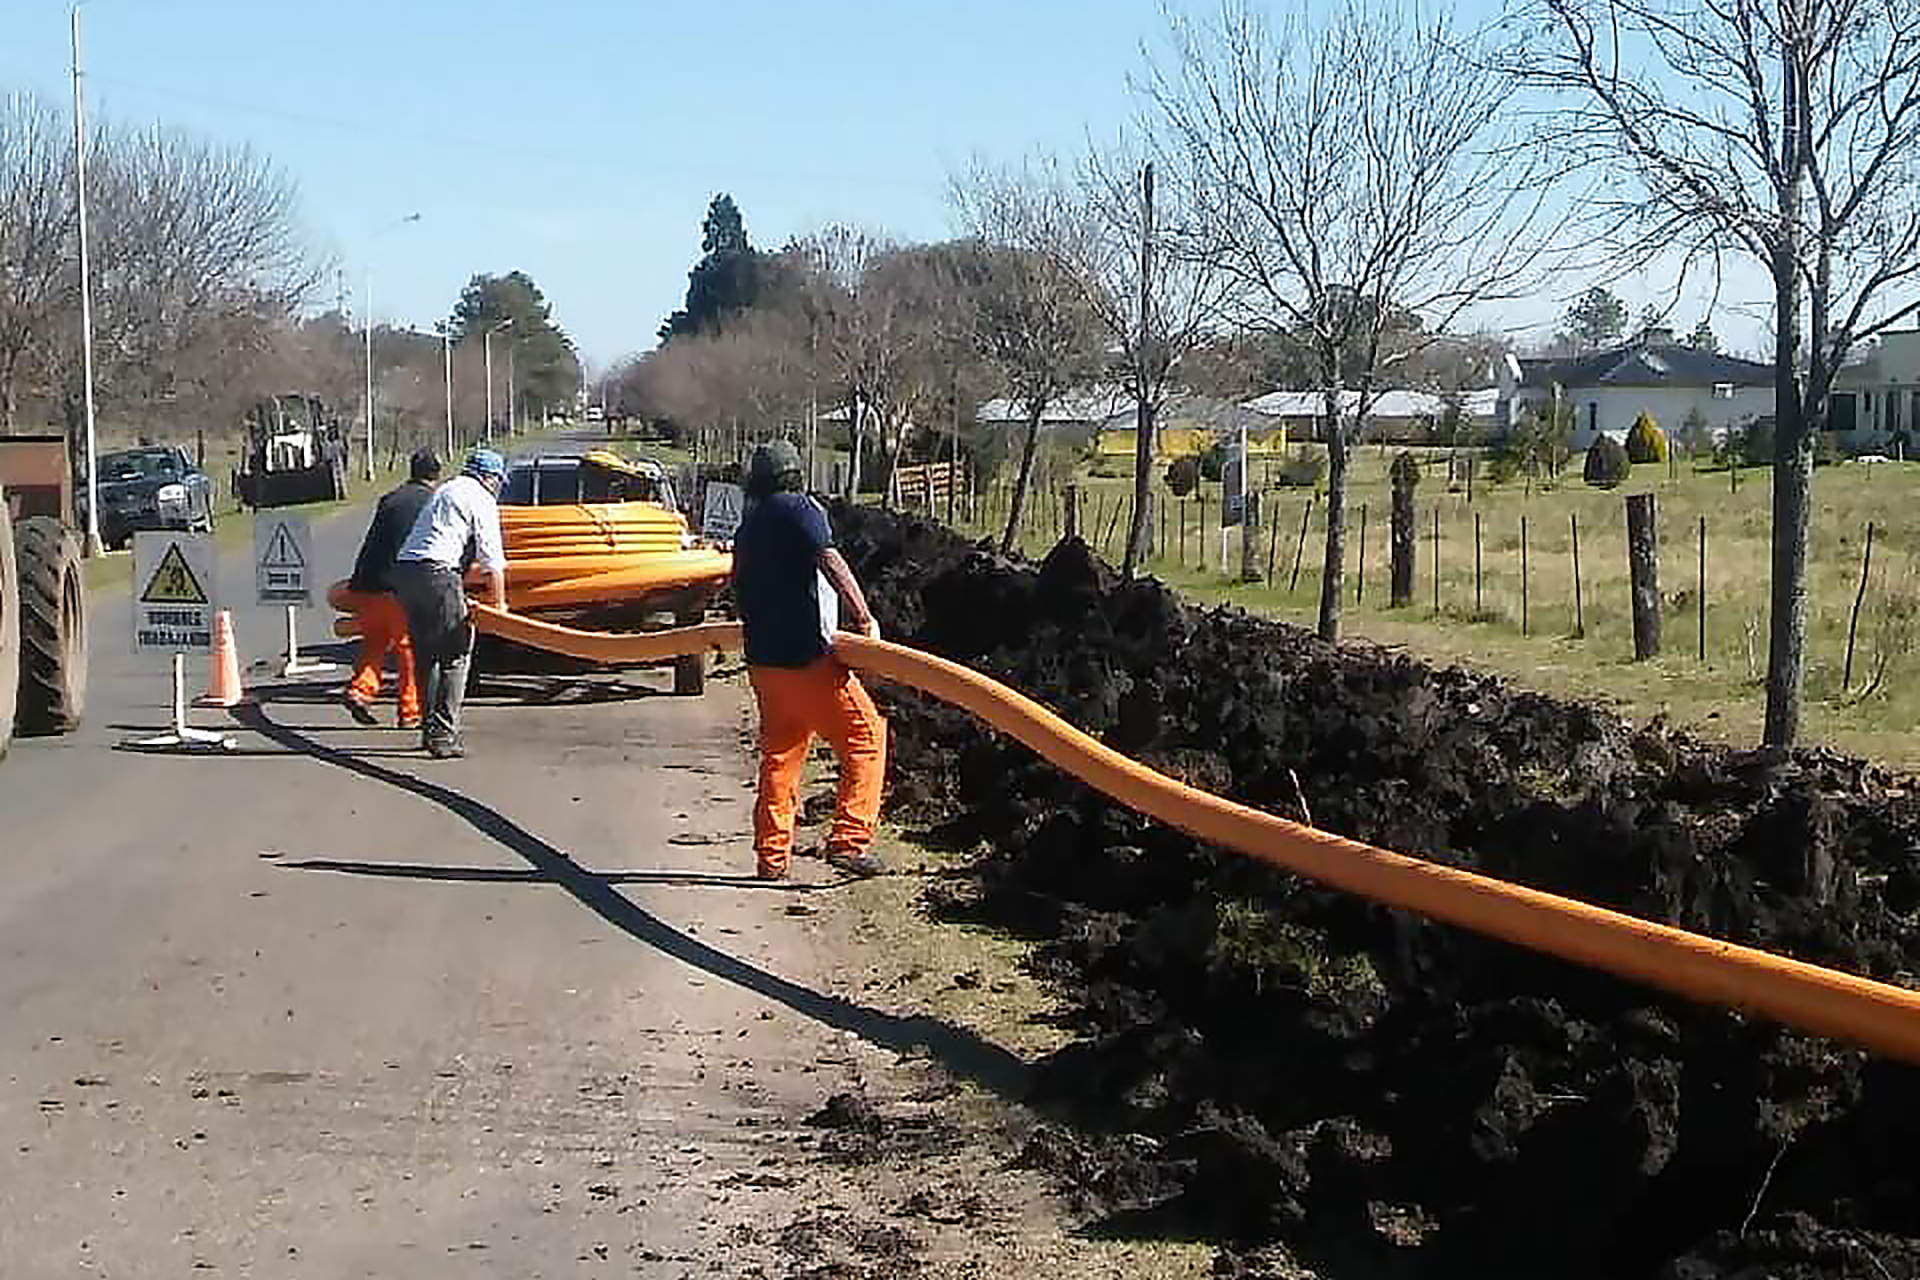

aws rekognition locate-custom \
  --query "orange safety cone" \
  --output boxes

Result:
[197,610,245,707]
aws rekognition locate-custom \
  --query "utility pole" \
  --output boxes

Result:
[506,342,516,439]
[71,4,103,557]
[362,269,375,483]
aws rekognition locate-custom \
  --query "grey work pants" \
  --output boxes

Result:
[391,562,474,750]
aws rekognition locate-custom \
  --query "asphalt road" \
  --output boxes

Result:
[0,455,1015,1277]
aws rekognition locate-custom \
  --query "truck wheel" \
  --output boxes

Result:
[0,518,18,758]
[15,516,88,736]
[672,651,706,697]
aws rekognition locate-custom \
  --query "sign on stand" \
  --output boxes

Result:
[253,512,332,678]
[124,531,233,752]
[133,532,216,651]
[702,481,744,544]
[254,513,313,606]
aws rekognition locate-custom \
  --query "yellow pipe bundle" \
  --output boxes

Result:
[329,500,732,637]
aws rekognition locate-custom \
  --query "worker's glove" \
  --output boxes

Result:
[865,617,881,641]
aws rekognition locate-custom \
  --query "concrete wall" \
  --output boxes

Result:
[1510,385,1772,449]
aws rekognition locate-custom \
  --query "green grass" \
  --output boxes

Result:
[946,446,1920,773]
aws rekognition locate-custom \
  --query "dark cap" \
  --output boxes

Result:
[747,439,803,488]
[409,449,442,482]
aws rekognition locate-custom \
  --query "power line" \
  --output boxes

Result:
[84,71,939,191]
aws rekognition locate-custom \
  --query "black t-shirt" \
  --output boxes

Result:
[732,492,834,668]
[349,480,435,593]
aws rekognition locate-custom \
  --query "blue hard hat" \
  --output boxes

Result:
[464,448,507,480]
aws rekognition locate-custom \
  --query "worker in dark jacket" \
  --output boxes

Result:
[340,449,441,727]
[732,440,887,880]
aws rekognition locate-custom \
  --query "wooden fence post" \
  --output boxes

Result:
[1844,520,1877,689]
[1064,484,1080,541]
[1571,512,1585,639]
[1289,496,1314,592]
[1240,493,1261,583]
[1179,499,1188,566]
[1356,503,1368,604]
[1432,504,1442,616]
[1626,492,1661,660]
[1267,499,1281,582]
[1474,511,1484,618]
[1698,515,1708,662]
[1160,497,1169,566]
[1521,515,1530,637]
[1390,453,1417,608]
[1198,489,1209,569]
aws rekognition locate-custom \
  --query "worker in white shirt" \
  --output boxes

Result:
[391,448,510,758]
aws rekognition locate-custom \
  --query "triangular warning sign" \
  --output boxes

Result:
[140,544,209,605]
[260,523,305,569]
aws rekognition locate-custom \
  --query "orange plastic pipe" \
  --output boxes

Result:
[468,605,1920,1066]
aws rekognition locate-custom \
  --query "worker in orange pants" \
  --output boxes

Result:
[341,589,422,727]
[748,659,887,878]
[341,449,440,729]
[733,440,888,880]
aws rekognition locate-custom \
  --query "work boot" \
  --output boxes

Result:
[397,714,422,732]
[824,848,887,878]
[341,692,378,726]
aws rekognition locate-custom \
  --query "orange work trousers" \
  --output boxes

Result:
[748,657,888,876]
[341,589,421,723]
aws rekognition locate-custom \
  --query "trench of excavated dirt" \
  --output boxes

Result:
[831,501,1920,1280]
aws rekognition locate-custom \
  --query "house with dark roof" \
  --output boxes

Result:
[1495,328,1775,449]
[1833,329,1920,450]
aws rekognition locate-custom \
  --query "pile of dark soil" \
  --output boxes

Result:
[830,502,1920,1280]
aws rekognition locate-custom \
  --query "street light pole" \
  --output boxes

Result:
[442,332,454,457]
[361,213,422,484]
[483,319,511,444]
[70,4,103,557]
[506,343,516,439]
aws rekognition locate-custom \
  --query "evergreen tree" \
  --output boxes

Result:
[659,193,762,341]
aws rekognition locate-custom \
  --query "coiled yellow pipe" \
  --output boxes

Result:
[470,603,1920,1066]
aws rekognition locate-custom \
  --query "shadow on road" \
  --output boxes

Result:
[230,703,1031,1102]
[282,857,819,893]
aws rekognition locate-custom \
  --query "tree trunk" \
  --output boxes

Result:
[1002,404,1043,554]
[1763,41,1810,746]
[844,397,864,502]
[1318,422,1349,642]
[1124,398,1155,576]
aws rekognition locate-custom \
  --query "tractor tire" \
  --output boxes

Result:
[14,516,88,736]
[0,517,18,759]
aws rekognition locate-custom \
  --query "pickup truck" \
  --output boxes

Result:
[84,445,216,550]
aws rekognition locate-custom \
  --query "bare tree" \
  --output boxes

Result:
[1143,1,1549,640]
[2,92,314,446]
[1522,0,1920,747]
[950,156,1105,553]
[1079,142,1228,574]
[0,94,74,431]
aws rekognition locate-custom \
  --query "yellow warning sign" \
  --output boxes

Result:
[140,543,210,605]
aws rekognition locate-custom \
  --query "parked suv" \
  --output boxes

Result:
[84,446,216,550]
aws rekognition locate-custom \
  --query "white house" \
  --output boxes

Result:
[1832,329,1920,451]
[1243,387,1498,440]
[1496,329,1774,449]
[973,385,1132,435]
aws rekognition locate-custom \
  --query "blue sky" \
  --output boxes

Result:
[4,1,1760,368]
